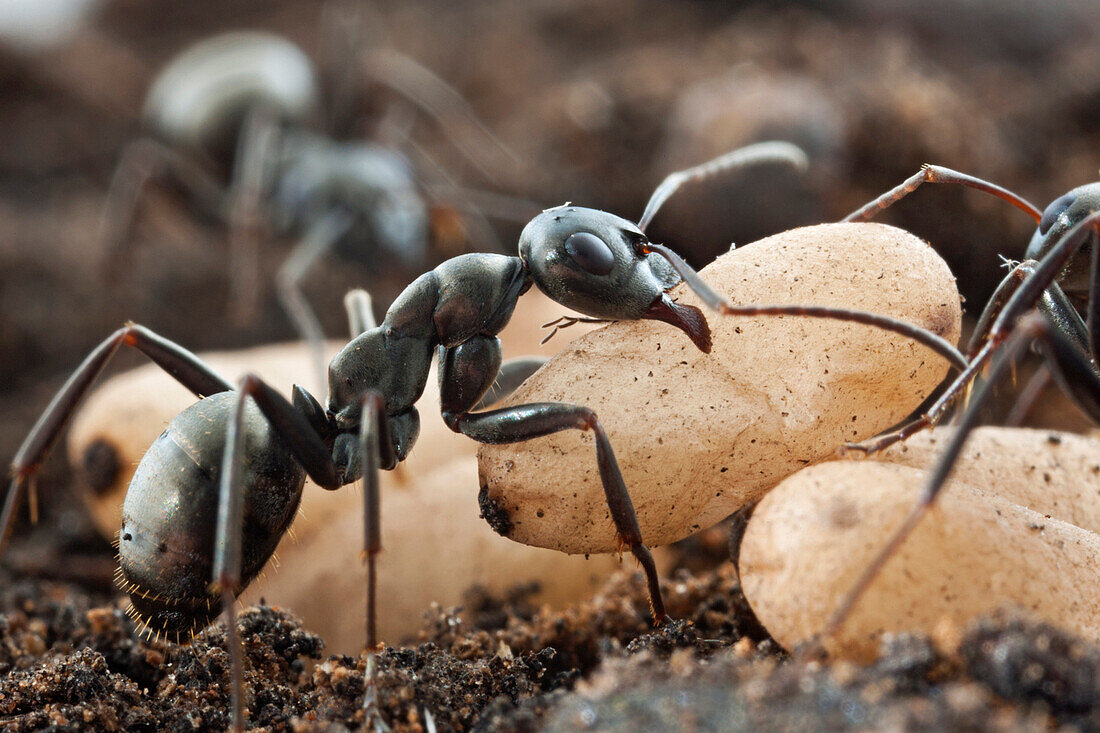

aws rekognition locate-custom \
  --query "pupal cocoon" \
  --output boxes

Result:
[740,427,1100,660]
[478,222,962,553]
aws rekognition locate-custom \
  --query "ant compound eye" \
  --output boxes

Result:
[1039,193,1075,235]
[564,232,616,276]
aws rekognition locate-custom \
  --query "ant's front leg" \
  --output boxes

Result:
[437,337,667,621]
[1,324,233,557]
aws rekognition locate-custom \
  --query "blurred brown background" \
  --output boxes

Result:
[2,0,1099,579]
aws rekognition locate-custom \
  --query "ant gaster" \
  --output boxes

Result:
[2,143,966,730]
[819,165,1100,640]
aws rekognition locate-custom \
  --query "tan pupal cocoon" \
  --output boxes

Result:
[479,223,961,554]
[740,428,1100,661]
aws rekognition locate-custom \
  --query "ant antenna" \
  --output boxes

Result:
[637,141,809,233]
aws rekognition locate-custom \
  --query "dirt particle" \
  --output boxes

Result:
[478,484,514,537]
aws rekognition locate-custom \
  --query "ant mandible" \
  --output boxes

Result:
[819,165,1100,640]
[1,143,964,730]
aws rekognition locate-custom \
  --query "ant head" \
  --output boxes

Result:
[520,206,711,352]
[1028,184,1100,252]
[1027,184,1100,294]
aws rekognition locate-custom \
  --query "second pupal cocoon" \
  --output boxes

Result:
[739,428,1100,661]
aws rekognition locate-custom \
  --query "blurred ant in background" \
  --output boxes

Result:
[99,1,537,390]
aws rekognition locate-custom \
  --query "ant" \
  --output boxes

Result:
[1,143,966,731]
[818,165,1100,639]
[100,25,533,392]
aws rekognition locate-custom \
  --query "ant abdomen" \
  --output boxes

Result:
[118,392,306,640]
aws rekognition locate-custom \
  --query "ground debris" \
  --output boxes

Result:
[6,564,1100,731]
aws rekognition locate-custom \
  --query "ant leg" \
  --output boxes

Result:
[1088,231,1099,359]
[345,289,377,338]
[643,242,968,371]
[839,260,1041,454]
[99,138,225,280]
[824,310,1100,639]
[727,501,758,580]
[852,214,1100,455]
[357,392,395,733]
[213,389,249,731]
[991,213,1100,338]
[437,338,666,621]
[226,108,281,324]
[1,325,233,558]
[448,401,667,620]
[1033,287,1100,421]
[967,261,1038,357]
[211,375,347,731]
[842,164,1042,223]
[276,210,355,392]
[637,142,809,233]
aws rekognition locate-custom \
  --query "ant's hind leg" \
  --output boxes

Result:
[842,164,1041,223]
[1,324,233,558]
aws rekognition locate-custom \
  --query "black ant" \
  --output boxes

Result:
[820,165,1100,638]
[1,144,965,730]
[100,24,533,392]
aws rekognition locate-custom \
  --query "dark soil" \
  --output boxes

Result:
[5,557,1100,732]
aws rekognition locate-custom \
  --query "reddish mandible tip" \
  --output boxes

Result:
[644,293,712,353]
